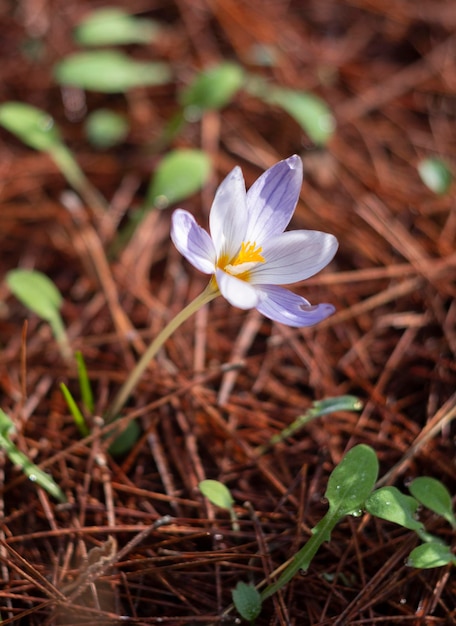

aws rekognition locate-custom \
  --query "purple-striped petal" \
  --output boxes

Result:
[256,285,335,327]
[245,155,303,243]
[171,209,216,274]
[250,230,338,284]
[215,269,259,309]
[210,166,248,260]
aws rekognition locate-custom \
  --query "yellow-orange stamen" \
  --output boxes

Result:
[218,241,265,280]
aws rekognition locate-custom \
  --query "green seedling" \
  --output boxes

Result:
[199,479,239,531]
[244,76,335,146]
[0,409,66,502]
[60,383,90,437]
[407,542,456,569]
[256,395,362,454]
[0,101,107,214]
[261,444,378,600]
[6,269,72,362]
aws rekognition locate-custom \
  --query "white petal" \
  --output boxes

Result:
[256,285,335,327]
[170,209,216,274]
[209,167,247,259]
[245,155,303,243]
[215,269,259,309]
[250,230,338,285]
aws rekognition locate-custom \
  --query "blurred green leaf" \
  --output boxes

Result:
[232,581,262,621]
[60,382,90,437]
[75,7,160,46]
[326,444,378,519]
[7,269,72,361]
[418,158,452,195]
[179,62,245,115]
[108,420,142,456]
[266,88,335,146]
[85,109,129,148]
[366,486,423,532]
[0,408,66,502]
[0,102,61,152]
[7,269,62,322]
[199,479,234,510]
[146,149,211,209]
[75,351,95,414]
[407,542,456,569]
[54,50,171,93]
[409,477,456,529]
[257,395,363,454]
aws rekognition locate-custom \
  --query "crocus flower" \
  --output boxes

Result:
[170,155,338,327]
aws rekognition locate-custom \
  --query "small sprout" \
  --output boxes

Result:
[232,581,262,622]
[6,269,72,362]
[179,62,245,117]
[244,78,335,146]
[75,351,95,414]
[257,395,362,454]
[268,88,335,146]
[74,8,160,46]
[60,383,90,437]
[418,158,452,195]
[85,109,129,149]
[407,542,456,569]
[262,445,379,599]
[0,101,107,212]
[0,409,66,502]
[409,477,456,529]
[199,479,239,531]
[54,50,171,93]
[146,149,212,210]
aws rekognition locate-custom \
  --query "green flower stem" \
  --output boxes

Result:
[105,281,219,422]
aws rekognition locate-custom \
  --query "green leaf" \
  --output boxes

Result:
[409,477,456,529]
[108,420,142,456]
[326,444,379,518]
[54,50,171,93]
[146,149,211,209]
[0,409,66,502]
[365,486,423,532]
[232,581,262,621]
[85,109,129,148]
[407,542,456,569]
[257,395,363,454]
[0,409,14,437]
[179,62,245,115]
[74,8,160,46]
[199,479,234,510]
[60,382,90,437]
[418,158,452,195]
[75,351,95,414]
[7,269,62,322]
[0,102,62,152]
[266,87,335,146]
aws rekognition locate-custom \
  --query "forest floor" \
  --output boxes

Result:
[0,1,455,624]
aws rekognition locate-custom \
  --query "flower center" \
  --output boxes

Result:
[219,241,265,280]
